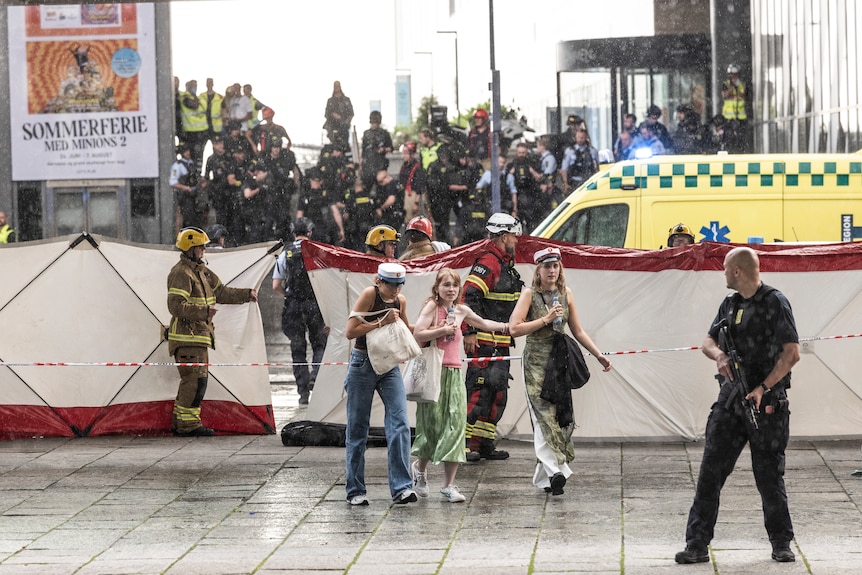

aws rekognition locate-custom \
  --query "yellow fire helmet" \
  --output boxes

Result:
[176,227,210,251]
[365,225,400,247]
[667,223,695,243]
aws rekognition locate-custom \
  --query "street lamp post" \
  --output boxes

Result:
[488,0,501,213]
[437,30,459,123]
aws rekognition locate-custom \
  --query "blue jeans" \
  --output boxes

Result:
[344,349,412,500]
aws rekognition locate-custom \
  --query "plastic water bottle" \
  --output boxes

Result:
[445,306,456,342]
[552,295,563,330]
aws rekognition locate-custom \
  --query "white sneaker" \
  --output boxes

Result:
[412,460,429,497]
[348,494,369,506]
[393,489,418,504]
[440,485,466,503]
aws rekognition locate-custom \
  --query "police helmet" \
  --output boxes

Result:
[727,64,740,74]
[205,224,227,243]
[485,213,522,236]
[291,217,314,236]
[406,216,433,240]
[668,223,695,244]
[176,227,210,251]
[365,225,400,247]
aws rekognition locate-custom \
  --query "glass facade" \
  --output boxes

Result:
[752,0,862,153]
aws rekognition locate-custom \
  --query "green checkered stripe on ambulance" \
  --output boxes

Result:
[589,160,862,191]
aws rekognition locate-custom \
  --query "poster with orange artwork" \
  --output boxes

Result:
[8,4,158,180]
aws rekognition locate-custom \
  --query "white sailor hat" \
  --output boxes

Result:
[377,262,407,284]
[533,247,562,264]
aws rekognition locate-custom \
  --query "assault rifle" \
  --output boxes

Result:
[715,319,759,431]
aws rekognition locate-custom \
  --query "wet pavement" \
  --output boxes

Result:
[1,380,861,574]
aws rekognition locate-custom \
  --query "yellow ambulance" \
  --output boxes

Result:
[531,152,862,249]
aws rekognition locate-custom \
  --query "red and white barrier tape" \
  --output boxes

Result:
[0,355,522,368]
[0,333,857,367]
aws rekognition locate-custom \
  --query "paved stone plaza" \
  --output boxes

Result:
[0,384,860,574]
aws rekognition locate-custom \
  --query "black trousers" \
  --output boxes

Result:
[282,298,327,396]
[684,383,794,548]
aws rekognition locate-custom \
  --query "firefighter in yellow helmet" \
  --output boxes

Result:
[668,223,696,247]
[365,224,400,259]
[167,227,258,436]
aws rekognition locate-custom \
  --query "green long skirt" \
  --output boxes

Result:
[411,367,467,463]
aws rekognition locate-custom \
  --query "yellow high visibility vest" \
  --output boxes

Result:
[722,81,748,121]
[0,224,13,243]
[180,91,207,133]
[420,142,441,170]
[247,96,261,130]
[200,92,223,133]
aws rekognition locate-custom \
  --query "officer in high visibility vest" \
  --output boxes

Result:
[179,80,208,171]
[200,78,223,141]
[0,211,15,243]
[722,65,748,153]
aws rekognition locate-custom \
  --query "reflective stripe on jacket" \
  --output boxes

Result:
[167,255,251,354]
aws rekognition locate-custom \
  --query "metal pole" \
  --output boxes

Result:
[437,31,460,123]
[489,0,501,214]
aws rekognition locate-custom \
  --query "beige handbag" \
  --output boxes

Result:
[402,339,443,403]
[349,309,422,375]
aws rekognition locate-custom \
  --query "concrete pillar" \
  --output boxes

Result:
[0,8,13,220]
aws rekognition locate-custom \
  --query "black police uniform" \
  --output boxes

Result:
[425,159,453,244]
[375,178,404,231]
[298,176,339,246]
[226,156,253,245]
[205,150,233,225]
[509,155,541,229]
[259,151,301,241]
[684,283,797,551]
[274,238,327,401]
[360,127,393,189]
[447,157,482,243]
[342,181,375,252]
[459,182,491,245]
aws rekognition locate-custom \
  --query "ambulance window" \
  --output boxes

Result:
[551,204,628,247]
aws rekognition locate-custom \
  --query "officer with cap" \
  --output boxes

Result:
[297,167,344,246]
[668,223,696,247]
[272,217,327,405]
[360,110,393,190]
[167,227,258,436]
[462,213,524,461]
[365,224,400,259]
[205,224,228,249]
[399,215,435,261]
[170,142,203,229]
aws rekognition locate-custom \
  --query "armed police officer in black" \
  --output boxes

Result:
[272,218,328,405]
[676,246,800,565]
